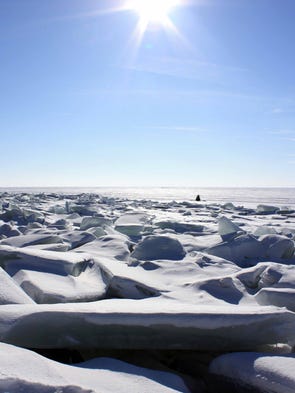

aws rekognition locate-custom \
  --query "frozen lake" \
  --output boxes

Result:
[1,187,295,207]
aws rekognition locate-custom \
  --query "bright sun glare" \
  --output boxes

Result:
[103,0,184,59]
[130,0,179,24]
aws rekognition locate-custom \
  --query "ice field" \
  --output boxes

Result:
[0,188,295,392]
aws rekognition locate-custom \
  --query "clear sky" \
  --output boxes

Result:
[1,0,295,187]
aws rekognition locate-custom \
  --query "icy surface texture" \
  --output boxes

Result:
[0,191,295,391]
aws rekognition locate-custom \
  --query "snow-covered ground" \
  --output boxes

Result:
[0,190,295,392]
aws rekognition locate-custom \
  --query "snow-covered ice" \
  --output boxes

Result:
[0,342,190,393]
[0,189,295,391]
[210,352,295,393]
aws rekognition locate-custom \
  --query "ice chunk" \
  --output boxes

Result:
[206,235,265,265]
[131,235,186,261]
[253,226,277,237]
[115,213,151,236]
[50,204,69,214]
[218,216,242,240]
[88,226,107,238]
[238,262,295,293]
[0,267,35,304]
[61,231,96,250]
[222,202,236,210]
[259,234,294,259]
[80,216,112,231]
[49,218,69,229]
[106,275,160,299]
[256,288,295,311]
[0,223,21,238]
[257,263,295,289]
[257,204,279,214]
[236,264,268,288]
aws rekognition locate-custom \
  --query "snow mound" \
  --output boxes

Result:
[131,236,186,261]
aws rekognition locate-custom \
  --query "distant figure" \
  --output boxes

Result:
[196,195,201,201]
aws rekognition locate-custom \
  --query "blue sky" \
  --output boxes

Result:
[1,0,295,187]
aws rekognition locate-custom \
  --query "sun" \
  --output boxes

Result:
[130,0,179,25]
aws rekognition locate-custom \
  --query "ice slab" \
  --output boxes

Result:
[257,204,280,214]
[0,300,294,350]
[115,213,151,236]
[210,352,295,393]
[155,220,204,234]
[0,245,92,276]
[1,234,63,248]
[13,264,107,304]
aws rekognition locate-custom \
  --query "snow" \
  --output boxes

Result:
[0,189,295,391]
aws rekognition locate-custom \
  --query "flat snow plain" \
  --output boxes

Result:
[0,191,295,392]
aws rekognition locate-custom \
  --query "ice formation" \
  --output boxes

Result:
[0,191,294,392]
